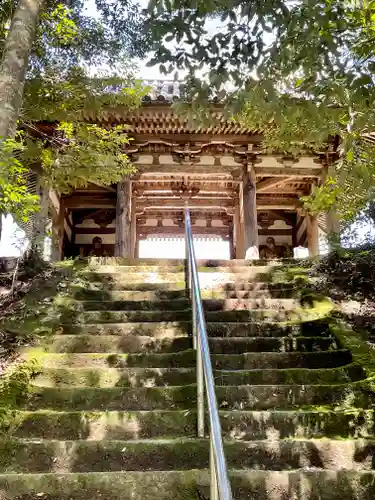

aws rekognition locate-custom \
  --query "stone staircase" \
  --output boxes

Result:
[1,258,375,499]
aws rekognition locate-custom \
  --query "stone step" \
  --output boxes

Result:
[56,321,308,338]
[1,470,374,500]
[12,408,375,441]
[80,271,186,284]
[72,289,188,301]
[42,335,337,354]
[72,310,192,324]
[83,265,276,275]
[71,308,316,324]
[72,282,187,292]
[57,320,330,339]
[20,383,371,411]
[32,364,362,388]
[1,438,375,473]
[76,298,298,312]
[32,349,352,370]
[72,283,297,301]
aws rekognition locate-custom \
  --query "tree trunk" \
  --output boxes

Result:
[0,0,44,140]
[115,177,131,257]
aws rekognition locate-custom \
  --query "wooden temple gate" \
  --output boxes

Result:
[45,82,338,260]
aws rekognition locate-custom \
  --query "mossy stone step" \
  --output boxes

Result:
[31,349,352,370]
[20,383,373,411]
[203,298,299,311]
[72,308,325,324]
[41,335,336,354]
[72,281,186,292]
[12,410,197,440]
[23,385,197,411]
[56,321,192,337]
[220,409,375,440]
[1,470,375,500]
[80,272,186,284]
[72,289,187,301]
[76,297,298,312]
[12,408,375,442]
[202,287,298,299]
[75,299,189,312]
[56,321,307,338]
[1,438,375,473]
[33,363,362,388]
[32,367,197,387]
[72,310,191,324]
[72,284,298,301]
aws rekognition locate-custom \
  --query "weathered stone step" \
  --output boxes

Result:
[72,282,186,292]
[76,298,298,312]
[72,283,297,301]
[72,308,320,324]
[32,349,352,370]
[13,408,375,441]
[32,367,197,387]
[220,409,375,440]
[42,335,336,354]
[1,438,375,473]
[33,363,363,388]
[202,287,298,299]
[80,271,186,284]
[56,321,306,338]
[70,299,190,312]
[72,310,191,324]
[20,383,371,411]
[72,289,187,301]
[1,470,374,500]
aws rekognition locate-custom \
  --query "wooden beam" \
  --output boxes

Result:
[137,199,235,209]
[138,226,229,237]
[63,196,116,209]
[136,164,242,175]
[256,177,290,193]
[256,197,300,210]
[255,167,322,178]
[132,133,263,144]
[136,177,239,184]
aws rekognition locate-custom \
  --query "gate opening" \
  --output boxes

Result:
[139,236,230,260]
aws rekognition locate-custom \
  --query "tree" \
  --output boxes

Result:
[0,0,149,242]
[147,0,375,224]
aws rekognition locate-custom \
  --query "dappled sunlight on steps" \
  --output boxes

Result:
[2,258,375,499]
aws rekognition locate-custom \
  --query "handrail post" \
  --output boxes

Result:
[210,439,219,500]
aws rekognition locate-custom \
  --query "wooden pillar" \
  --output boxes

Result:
[306,214,319,257]
[32,176,49,255]
[115,177,132,258]
[234,203,245,258]
[242,165,259,257]
[228,224,235,260]
[130,192,137,258]
[53,198,65,261]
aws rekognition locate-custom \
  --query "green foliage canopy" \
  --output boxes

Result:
[148,0,375,223]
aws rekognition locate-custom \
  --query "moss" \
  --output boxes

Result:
[0,360,40,435]
[12,409,197,440]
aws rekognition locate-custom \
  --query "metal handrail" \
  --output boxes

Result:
[184,205,233,500]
